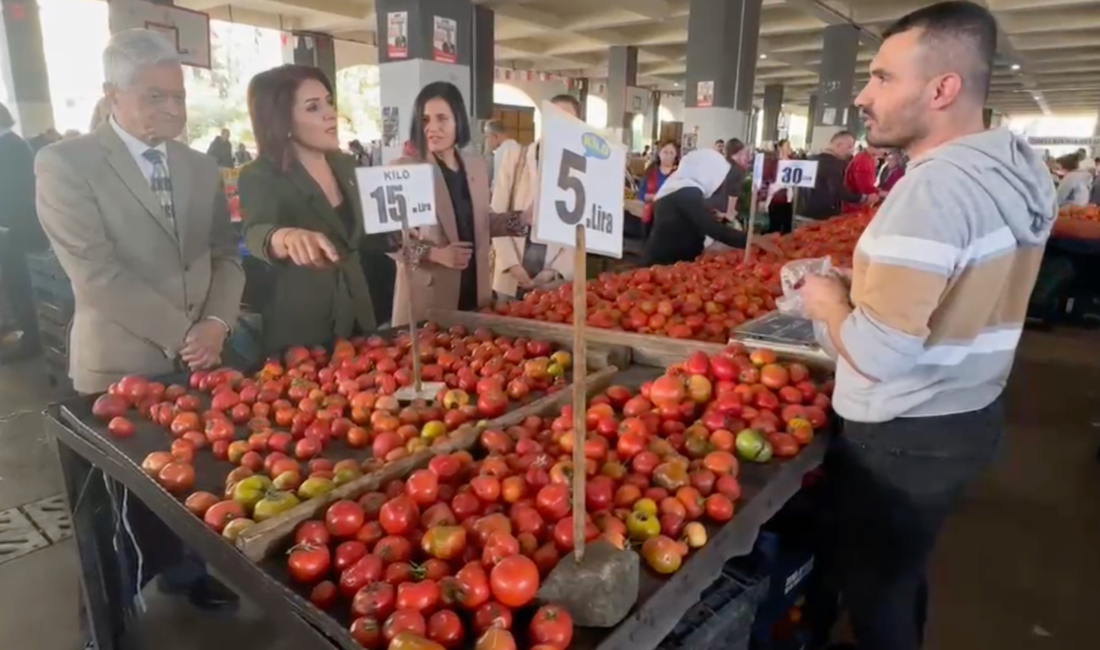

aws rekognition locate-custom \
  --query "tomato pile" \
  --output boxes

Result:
[1059,205,1100,223]
[88,324,575,538]
[276,343,830,649]
[490,211,875,342]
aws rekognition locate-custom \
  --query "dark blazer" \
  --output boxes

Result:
[0,131,43,248]
[238,152,379,354]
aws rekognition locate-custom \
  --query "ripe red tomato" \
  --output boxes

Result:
[295,520,331,547]
[405,469,440,507]
[472,600,513,634]
[396,580,440,614]
[334,540,368,572]
[309,580,337,610]
[534,484,570,521]
[383,609,427,643]
[157,462,194,494]
[529,604,574,648]
[92,393,128,421]
[202,500,246,532]
[453,562,491,610]
[379,496,420,536]
[374,535,414,564]
[489,555,539,608]
[349,616,383,649]
[421,525,467,561]
[351,581,397,620]
[287,544,331,584]
[427,609,465,649]
[705,493,735,522]
[107,416,135,438]
[340,554,384,597]
[326,500,366,538]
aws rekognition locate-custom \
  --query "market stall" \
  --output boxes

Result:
[49,314,833,650]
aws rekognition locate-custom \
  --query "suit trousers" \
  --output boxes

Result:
[806,399,1003,650]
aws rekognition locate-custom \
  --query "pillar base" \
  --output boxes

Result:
[683,107,751,153]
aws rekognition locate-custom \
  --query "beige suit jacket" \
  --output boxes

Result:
[35,123,245,393]
[489,143,573,297]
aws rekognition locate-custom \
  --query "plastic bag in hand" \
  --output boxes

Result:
[774,257,833,317]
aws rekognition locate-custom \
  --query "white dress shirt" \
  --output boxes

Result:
[492,138,520,193]
[110,116,169,184]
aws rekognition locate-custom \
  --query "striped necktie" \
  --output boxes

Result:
[142,149,176,231]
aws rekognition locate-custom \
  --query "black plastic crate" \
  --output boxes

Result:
[659,566,770,650]
[34,302,69,346]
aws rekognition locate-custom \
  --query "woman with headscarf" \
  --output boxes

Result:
[641,150,779,266]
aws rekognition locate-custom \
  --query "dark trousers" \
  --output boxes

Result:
[807,399,1003,650]
[768,201,794,235]
[0,239,39,348]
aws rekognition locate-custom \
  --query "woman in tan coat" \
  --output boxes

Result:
[391,82,529,326]
[490,95,580,298]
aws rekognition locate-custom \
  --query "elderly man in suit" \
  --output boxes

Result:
[36,29,246,635]
[37,30,244,394]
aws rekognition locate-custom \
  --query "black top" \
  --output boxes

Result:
[437,156,479,311]
[725,163,747,199]
[334,199,356,237]
[799,152,863,220]
[642,187,749,266]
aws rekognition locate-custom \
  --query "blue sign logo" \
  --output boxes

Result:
[581,132,611,160]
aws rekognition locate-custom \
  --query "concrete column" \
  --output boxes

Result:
[470,5,493,121]
[0,0,53,136]
[650,90,661,144]
[375,0,474,163]
[607,45,638,140]
[292,32,337,84]
[683,0,762,147]
[810,24,859,150]
[575,78,590,124]
[762,84,783,143]
[806,93,819,149]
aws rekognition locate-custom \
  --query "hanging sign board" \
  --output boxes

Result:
[109,0,211,68]
[356,164,437,234]
[534,102,626,258]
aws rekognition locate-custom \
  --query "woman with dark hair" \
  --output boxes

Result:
[762,138,794,234]
[238,64,382,353]
[392,81,529,326]
[639,140,679,237]
[720,138,753,222]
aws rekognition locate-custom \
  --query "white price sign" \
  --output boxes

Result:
[534,102,626,258]
[356,164,437,234]
[776,159,819,189]
[752,153,764,186]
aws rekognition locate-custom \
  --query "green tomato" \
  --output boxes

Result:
[253,491,301,522]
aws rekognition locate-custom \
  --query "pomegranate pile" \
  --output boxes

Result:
[281,343,831,648]
[489,210,875,342]
[88,325,573,534]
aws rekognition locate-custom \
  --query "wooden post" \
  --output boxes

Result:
[571,224,588,563]
[401,226,423,394]
[744,178,758,264]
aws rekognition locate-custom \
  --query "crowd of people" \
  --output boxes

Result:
[0,3,1070,650]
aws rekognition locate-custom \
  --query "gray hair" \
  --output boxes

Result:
[103,29,181,89]
[484,119,507,135]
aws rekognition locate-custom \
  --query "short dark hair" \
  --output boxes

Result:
[247,64,335,172]
[1057,154,1080,172]
[410,82,471,158]
[725,138,745,159]
[0,102,13,130]
[831,130,856,142]
[549,93,582,116]
[883,1,997,101]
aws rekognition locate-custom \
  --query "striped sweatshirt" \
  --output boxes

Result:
[826,129,1057,423]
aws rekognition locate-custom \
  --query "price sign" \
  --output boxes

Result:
[534,101,626,258]
[356,163,437,234]
[776,159,819,189]
[752,153,764,187]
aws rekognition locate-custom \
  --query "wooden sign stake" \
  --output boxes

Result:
[744,177,758,264]
[571,224,588,563]
[395,225,444,402]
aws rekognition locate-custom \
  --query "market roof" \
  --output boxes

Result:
[179,0,1100,116]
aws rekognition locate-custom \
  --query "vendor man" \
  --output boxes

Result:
[35,28,245,625]
[798,3,1056,650]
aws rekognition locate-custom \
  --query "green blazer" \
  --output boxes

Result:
[239,153,379,354]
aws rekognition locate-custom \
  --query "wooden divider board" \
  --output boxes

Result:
[236,365,622,562]
[429,309,729,369]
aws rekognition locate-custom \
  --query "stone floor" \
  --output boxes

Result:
[0,328,1097,649]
